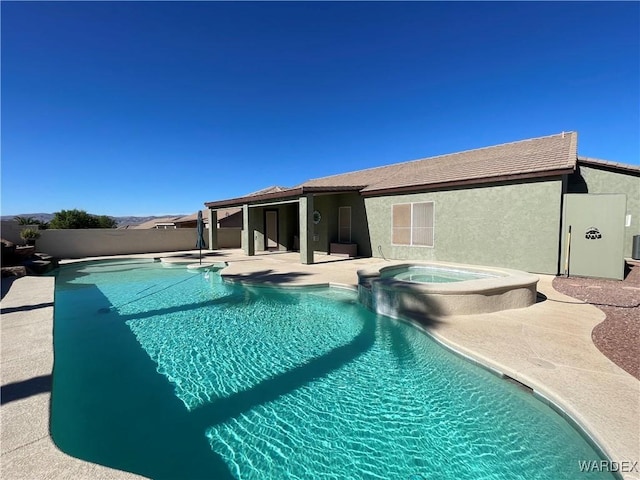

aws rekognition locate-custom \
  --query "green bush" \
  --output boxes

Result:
[20,228,41,242]
[49,209,117,229]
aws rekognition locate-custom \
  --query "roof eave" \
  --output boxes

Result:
[204,186,365,209]
[578,156,640,176]
[360,168,575,197]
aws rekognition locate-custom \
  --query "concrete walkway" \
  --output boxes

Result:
[0,275,143,479]
[1,250,638,479]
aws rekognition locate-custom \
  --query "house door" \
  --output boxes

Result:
[562,194,626,279]
[265,210,278,250]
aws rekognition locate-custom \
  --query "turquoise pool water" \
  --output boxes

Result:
[51,260,612,480]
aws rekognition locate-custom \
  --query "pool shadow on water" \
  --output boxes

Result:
[107,282,301,322]
[50,261,165,292]
[386,299,444,367]
[190,311,377,426]
[51,284,236,480]
[363,280,445,367]
[378,318,422,367]
[221,268,313,285]
[185,306,434,429]
[51,277,382,479]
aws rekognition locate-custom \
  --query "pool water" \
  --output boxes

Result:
[391,266,498,283]
[51,260,612,480]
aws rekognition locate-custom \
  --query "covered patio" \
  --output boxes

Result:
[205,186,369,265]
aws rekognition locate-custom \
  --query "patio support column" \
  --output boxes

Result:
[299,194,314,264]
[242,204,255,256]
[207,208,218,250]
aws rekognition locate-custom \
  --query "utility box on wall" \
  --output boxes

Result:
[633,235,640,260]
[562,194,626,280]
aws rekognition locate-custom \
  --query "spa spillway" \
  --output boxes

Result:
[357,262,539,319]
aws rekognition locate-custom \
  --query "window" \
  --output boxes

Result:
[338,206,351,243]
[392,202,434,247]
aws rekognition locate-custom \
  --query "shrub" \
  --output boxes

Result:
[20,228,41,243]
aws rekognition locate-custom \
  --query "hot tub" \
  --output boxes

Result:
[357,262,538,319]
[386,265,502,284]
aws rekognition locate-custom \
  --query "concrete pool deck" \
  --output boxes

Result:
[1,249,639,479]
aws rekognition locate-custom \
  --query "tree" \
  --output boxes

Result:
[14,216,48,229]
[14,216,38,225]
[49,209,118,229]
[96,215,118,229]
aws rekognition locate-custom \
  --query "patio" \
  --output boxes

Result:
[1,249,638,479]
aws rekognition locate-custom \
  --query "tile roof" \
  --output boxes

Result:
[578,156,640,175]
[300,132,578,193]
[204,186,363,208]
[131,216,183,229]
[215,207,242,219]
[245,186,289,196]
[205,186,307,209]
[205,133,580,207]
[171,208,242,224]
[173,212,200,223]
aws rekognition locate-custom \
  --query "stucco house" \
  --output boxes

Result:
[169,209,242,229]
[204,132,639,279]
[129,216,184,229]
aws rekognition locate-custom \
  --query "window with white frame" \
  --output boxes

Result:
[392,202,434,246]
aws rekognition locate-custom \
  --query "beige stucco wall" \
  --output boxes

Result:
[35,229,210,258]
[1,221,40,245]
[578,165,640,258]
[217,228,241,249]
[3,221,240,255]
[364,178,564,274]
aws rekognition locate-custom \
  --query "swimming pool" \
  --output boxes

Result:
[51,260,613,479]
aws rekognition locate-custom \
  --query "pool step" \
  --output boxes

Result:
[24,259,55,275]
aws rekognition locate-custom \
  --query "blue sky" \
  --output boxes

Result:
[2,1,638,217]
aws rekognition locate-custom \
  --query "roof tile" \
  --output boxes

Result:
[578,156,640,174]
[300,132,577,193]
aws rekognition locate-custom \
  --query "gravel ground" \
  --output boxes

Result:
[553,261,640,380]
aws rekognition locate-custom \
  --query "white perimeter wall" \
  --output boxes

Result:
[1,221,40,244]
[30,228,241,258]
[217,228,241,249]
[1,221,242,258]
[37,229,205,258]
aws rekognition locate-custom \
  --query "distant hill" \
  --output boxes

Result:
[1,213,54,223]
[0,213,186,227]
[110,216,185,228]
